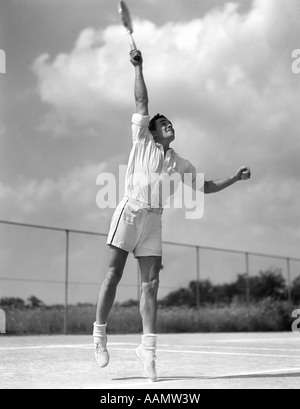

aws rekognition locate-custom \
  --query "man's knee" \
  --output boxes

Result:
[141,278,159,297]
[105,266,123,286]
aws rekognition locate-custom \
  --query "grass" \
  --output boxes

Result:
[3,298,294,335]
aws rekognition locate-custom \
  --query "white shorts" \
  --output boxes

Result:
[107,197,163,258]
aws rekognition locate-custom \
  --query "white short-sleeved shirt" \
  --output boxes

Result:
[124,113,198,207]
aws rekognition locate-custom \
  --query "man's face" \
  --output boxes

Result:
[153,117,175,144]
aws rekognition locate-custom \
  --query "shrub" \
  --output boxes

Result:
[2,300,295,335]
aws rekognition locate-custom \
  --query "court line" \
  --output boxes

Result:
[0,342,135,351]
[104,346,300,359]
[1,344,300,359]
[207,366,300,378]
[112,342,300,352]
[0,344,92,351]
[215,337,299,343]
[0,343,136,351]
[158,344,300,352]
[155,348,300,359]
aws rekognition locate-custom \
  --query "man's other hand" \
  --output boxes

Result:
[236,166,251,181]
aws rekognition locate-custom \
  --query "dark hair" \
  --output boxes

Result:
[149,114,166,133]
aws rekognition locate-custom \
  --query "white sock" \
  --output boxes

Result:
[142,333,157,351]
[93,322,107,343]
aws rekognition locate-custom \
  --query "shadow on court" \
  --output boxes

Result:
[209,372,300,379]
[113,371,300,382]
[113,375,207,382]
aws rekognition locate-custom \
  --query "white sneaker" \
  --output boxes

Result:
[94,336,110,368]
[135,344,157,382]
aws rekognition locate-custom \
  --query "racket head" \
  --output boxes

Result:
[118,0,134,34]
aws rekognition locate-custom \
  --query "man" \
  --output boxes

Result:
[93,49,251,382]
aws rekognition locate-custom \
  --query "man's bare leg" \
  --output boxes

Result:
[138,256,161,333]
[136,256,161,381]
[93,245,128,367]
[96,245,128,324]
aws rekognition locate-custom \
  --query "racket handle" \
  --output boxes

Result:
[128,34,141,61]
[128,34,136,50]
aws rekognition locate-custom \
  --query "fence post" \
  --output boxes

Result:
[196,246,200,311]
[286,258,292,305]
[64,229,69,335]
[245,252,250,307]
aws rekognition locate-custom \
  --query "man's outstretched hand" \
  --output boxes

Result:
[236,166,251,181]
[130,49,143,66]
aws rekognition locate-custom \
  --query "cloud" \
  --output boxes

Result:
[29,0,300,256]
[0,161,114,230]
[32,26,134,128]
[32,1,299,133]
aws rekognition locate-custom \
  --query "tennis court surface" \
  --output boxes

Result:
[1,332,300,389]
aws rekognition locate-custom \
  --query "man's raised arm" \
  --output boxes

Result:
[130,50,148,116]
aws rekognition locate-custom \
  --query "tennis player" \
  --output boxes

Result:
[93,49,251,382]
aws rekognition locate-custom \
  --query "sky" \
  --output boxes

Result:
[0,0,300,304]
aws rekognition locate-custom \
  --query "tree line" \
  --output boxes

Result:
[159,268,300,307]
[1,268,300,309]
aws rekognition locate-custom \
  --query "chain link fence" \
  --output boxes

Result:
[1,220,299,333]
